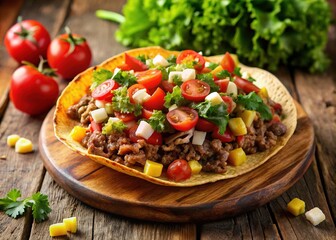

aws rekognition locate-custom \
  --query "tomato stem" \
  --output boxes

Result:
[62,26,86,56]
[14,16,38,46]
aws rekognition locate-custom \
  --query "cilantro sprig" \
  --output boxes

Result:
[0,189,51,222]
[236,92,272,120]
[164,86,188,108]
[147,110,169,132]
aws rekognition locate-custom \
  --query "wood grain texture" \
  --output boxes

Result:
[39,102,314,222]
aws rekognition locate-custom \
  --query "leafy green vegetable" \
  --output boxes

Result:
[0,189,51,222]
[112,86,142,116]
[164,86,188,108]
[104,0,331,73]
[207,62,219,70]
[233,67,242,77]
[112,69,137,87]
[102,118,127,134]
[192,101,229,134]
[215,70,232,80]
[247,76,256,82]
[90,69,113,90]
[236,92,272,120]
[196,73,220,92]
[147,110,168,132]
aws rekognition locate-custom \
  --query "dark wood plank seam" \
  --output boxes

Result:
[266,204,283,239]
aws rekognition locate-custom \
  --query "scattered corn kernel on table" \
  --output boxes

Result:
[0,0,335,239]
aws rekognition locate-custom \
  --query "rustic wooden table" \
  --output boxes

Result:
[0,0,335,239]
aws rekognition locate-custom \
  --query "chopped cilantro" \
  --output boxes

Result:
[112,69,137,87]
[172,74,183,86]
[215,70,232,80]
[102,119,127,134]
[136,54,147,63]
[112,86,142,116]
[167,55,177,64]
[236,92,272,120]
[164,86,188,108]
[233,67,242,77]
[247,76,256,82]
[90,69,113,90]
[196,73,220,92]
[192,101,229,134]
[155,65,168,81]
[147,110,168,132]
[0,189,51,222]
[207,62,219,70]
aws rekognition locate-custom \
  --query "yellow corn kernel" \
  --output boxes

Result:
[228,148,247,166]
[144,160,163,177]
[228,118,247,136]
[210,65,223,76]
[63,217,77,233]
[70,126,87,142]
[49,222,67,237]
[239,110,256,128]
[188,160,202,175]
[287,198,305,216]
[7,134,20,147]
[258,87,269,99]
[15,138,33,153]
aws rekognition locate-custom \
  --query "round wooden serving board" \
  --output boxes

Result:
[39,102,314,223]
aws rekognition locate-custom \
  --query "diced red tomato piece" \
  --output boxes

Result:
[212,127,235,143]
[161,80,175,93]
[135,69,162,89]
[221,96,236,114]
[236,135,245,146]
[114,112,136,122]
[234,76,260,93]
[215,79,230,92]
[143,87,165,110]
[89,119,102,132]
[127,83,146,103]
[128,125,162,145]
[176,50,205,71]
[166,159,192,182]
[196,118,216,132]
[141,108,154,119]
[117,63,132,71]
[181,79,210,102]
[166,107,199,132]
[220,52,235,73]
[124,53,148,71]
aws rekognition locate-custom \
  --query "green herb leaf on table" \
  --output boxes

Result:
[236,92,272,120]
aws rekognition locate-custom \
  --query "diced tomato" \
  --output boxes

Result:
[221,96,236,114]
[220,52,235,73]
[176,50,205,71]
[271,102,283,115]
[161,81,175,93]
[135,69,162,89]
[124,53,148,71]
[89,121,102,132]
[166,107,199,132]
[200,67,212,73]
[215,79,230,92]
[181,79,210,102]
[236,135,245,146]
[234,76,260,93]
[91,79,120,101]
[127,83,146,103]
[270,114,281,124]
[166,159,192,182]
[117,63,132,71]
[143,87,165,110]
[196,118,216,132]
[141,108,154,119]
[128,125,162,145]
[114,112,136,122]
[212,127,235,143]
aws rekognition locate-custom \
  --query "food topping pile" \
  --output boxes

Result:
[67,50,287,182]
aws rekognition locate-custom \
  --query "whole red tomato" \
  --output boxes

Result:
[5,19,51,65]
[47,27,92,80]
[10,63,59,115]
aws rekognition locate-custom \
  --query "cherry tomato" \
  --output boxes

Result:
[143,87,165,110]
[221,96,236,114]
[47,28,92,79]
[127,83,146,103]
[124,53,148,71]
[181,79,210,102]
[196,118,216,132]
[212,127,235,143]
[9,64,59,115]
[234,76,260,93]
[5,19,51,65]
[91,79,119,101]
[114,112,136,122]
[161,81,175,93]
[128,125,162,145]
[135,69,162,89]
[167,159,192,182]
[176,50,205,71]
[117,63,131,71]
[141,108,154,119]
[166,107,199,132]
[220,52,235,73]
[215,79,230,92]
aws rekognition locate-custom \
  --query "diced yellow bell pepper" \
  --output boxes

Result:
[287,198,305,216]
[258,87,268,99]
[15,138,33,153]
[228,118,247,136]
[144,160,163,177]
[239,110,256,128]
[210,65,223,77]
[188,160,202,175]
[7,134,20,147]
[49,222,67,237]
[70,126,87,142]
[63,217,77,233]
[228,148,247,166]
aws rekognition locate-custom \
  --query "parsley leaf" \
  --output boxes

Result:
[167,55,177,64]
[0,189,51,222]
[192,101,229,134]
[155,65,168,81]
[136,54,147,63]
[164,86,188,108]
[90,69,113,90]
[233,67,242,77]
[112,69,137,88]
[216,70,232,80]
[196,73,220,92]
[236,92,272,120]
[148,110,168,132]
[102,119,127,134]
[247,76,256,82]
[112,86,142,116]
[207,62,219,70]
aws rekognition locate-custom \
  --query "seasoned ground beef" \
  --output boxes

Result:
[67,95,97,125]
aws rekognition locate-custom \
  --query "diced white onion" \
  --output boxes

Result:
[152,54,169,67]
[226,81,238,97]
[95,100,106,108]
[182,68,196,82]
[305,207,326,226]
[132,89,150,104]
[168,71,183,83]
[169,104,178,111]
[125,120,137,129]
[241,71,251,79]
[91,108,108,123]
[205,61,211,68]
[205,92,224,106]
[192,131,207,145]
[135,121,154,140]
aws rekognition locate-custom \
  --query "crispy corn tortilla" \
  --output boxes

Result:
[54,46,297,187]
